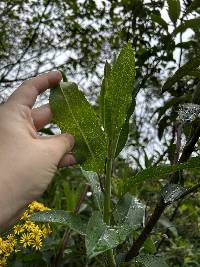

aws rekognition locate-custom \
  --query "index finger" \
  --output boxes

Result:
[8,71,62,108]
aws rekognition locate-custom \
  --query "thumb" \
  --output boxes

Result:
[42,133,75,165]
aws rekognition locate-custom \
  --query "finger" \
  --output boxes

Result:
[8,71,62,108]
[41,134,75,164]
[58,153,76,168]
[32,104,53,130]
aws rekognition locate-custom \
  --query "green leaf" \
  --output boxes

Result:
[136,255,169,267]
[85,211,120,259]
[167,0,180,24]
[161,184,185,204]
[115,92,136,157]
[162,56,200,93]
[100,42,135,155]
[114,193,145,231]
[81,168,104,211]
[143,237,157,254]
[86,206,143,259]
[29,210,86,235]
[128,156,200,186]
[158,217,178,236]
[100,61,111,130]
[185,0,200,15]
[49,81,107,173]
[151,13,168,31]
[188,70,200,78]
[175,18,200,33]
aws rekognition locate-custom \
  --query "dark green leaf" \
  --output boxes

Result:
[162,56,200,93]
[81,168,104,211]
[50,81,107,173]
[128,156,200,186]
[100,42,135,155]
[167,0,180,24]
[29,210,86,235]
[185,0,200,15]
[175,18,200,33]
[151,13,168,31]
[136,255,169,267]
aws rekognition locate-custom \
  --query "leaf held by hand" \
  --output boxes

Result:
[50,82,107,173]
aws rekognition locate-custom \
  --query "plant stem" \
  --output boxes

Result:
[103,143,113,224]
[54,185,89,267]
[103,141,116,267]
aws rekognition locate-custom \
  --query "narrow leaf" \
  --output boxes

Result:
[50,81,107,173]
[175,18,200,33]
[136,255,169,267]
[100,42,135,155]
[100,61,111,130]
[81,168,104,211]
[162,56,200,92]
[128,156,200,186]
[167,0,180,24]
[29,210,86,235]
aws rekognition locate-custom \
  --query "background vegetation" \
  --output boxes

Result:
[0,0,200,266]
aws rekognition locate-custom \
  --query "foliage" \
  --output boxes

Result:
[1,0,200,267]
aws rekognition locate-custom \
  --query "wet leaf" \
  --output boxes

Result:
[161,184,185,204]
[128,156,200,186]
[86,206,143,259]
[50,81,107,173]
[100,42,135,156]
[29,210,86,235]
[136,254,169,267]
[167,0,180,24]
[162,56,200,93]
[178,103,200,122]
[81,168,104,211]
[114,193,145,230]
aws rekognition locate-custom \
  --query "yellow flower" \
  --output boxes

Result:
[20,210,30,220]
[0,257,7,266]
[20,233,32,248]
[14,224,24,235]
[31,236,42,250]
[30,224,43,238]
[28,201,51,213]
[42,225,52,237]
[23,221,35,231]
[7,234,16,245]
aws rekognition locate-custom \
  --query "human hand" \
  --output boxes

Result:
[0,71,76,230]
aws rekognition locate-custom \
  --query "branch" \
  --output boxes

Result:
[0,0,52,83]
[125,123,200,262]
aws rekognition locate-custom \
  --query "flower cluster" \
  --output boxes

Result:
[0,201,52,266]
